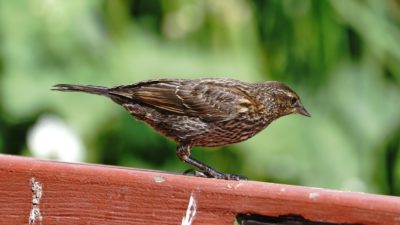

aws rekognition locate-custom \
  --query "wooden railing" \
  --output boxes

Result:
[0,154,399,225]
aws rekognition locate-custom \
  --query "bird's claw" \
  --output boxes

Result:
[183,169,247,180]
[222,173,248,181]
[183,169,208,178]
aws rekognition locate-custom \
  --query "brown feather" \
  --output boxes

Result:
[108,79,260,121]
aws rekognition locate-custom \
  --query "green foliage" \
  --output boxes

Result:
[0,0,399,194]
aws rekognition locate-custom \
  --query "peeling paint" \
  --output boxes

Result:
[226,182,244,189]
[153,176,165,183]
[308,192,319,200]
[29,177,43,225]
[181,191,197,225]
[233,182,244,189]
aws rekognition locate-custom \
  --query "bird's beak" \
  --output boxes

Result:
[296,104,311,117]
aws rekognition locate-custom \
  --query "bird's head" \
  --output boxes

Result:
[257,81,310,119]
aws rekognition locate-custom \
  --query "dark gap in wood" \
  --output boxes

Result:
[235,214,363,225]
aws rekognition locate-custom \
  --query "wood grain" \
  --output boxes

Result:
[0,155,399,225]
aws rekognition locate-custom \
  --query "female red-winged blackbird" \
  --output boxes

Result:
[53,78,310,180]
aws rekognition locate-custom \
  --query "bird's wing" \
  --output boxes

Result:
[109,79,259,121]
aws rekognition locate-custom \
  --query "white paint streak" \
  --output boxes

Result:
[29,177,43,225]
[153,176,166,183]
[309,192,319,200]
[181,192,197,225]
[233,182,244,189]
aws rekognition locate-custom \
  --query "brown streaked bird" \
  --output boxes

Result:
[53,78,310,180]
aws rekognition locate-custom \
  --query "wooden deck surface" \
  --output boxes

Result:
[0,154,399,225]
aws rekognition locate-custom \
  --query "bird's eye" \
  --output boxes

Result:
[290,96,297,106]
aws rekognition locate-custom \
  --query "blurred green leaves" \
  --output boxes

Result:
[0,0,399,195]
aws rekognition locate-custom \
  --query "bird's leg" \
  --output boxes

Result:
[176,144,246,180]
[176,144,226,179]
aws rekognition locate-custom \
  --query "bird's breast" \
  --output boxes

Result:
[191,116,270,147]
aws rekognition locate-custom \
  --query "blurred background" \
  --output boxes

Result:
[0,0,399,195]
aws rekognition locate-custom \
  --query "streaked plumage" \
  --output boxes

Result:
[53,78,310,180]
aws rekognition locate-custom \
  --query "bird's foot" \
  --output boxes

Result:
[183,169,208,178]
[221,173,248,181]
[206,169,248,180]
[183,169,247,180]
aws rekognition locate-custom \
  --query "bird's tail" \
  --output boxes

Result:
[52,84,109,96]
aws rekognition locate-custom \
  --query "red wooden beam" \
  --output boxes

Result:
[0,154,399,225]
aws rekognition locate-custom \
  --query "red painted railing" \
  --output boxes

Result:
[0,155,399,225]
